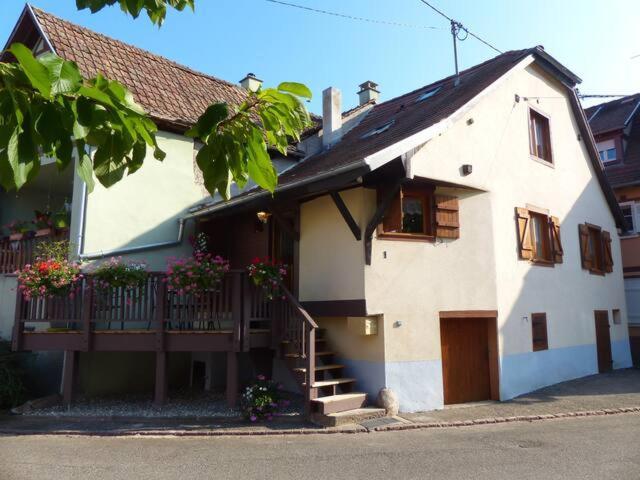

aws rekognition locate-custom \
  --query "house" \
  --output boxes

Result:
[585,94,640,364]
[0,5,632,419]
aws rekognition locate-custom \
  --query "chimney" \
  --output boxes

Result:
[357,81,379,105]
[322,87,343,148]
[239,73,263,92]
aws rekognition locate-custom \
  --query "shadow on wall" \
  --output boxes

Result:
[497,176,633,401]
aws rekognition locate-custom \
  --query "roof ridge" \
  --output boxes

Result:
[29,5,244,93]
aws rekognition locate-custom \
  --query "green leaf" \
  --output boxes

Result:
[246,128,277,193]
[186,103,228,140]
[277,82,312,100]
[38,54,83,95]
[9,43,51,98]
[75,140,95,192]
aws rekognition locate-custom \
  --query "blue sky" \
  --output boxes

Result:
[1,0,638,112]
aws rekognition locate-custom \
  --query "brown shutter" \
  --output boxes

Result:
[602,230,613,273]
[516,207,533,260]
[579,224,592,270]
[549,216,563,264]
[435,195,460,239]
[378,184,402,233]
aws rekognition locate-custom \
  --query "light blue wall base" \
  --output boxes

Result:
[338,358,386,403]
[612,339,633,369]
[500,344,598,400]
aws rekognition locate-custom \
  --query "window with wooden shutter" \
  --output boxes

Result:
[515,207,560,265]
[531,313,548,351]
[579,223,614,275]
[378,183,402,233]
[435,195,460,239]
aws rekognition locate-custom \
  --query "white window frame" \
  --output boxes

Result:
[597,139,617,164]
[620,201,639,235]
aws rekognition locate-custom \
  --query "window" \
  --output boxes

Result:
[612,309,621,325]
[578,223,613,274]
[529,109,553,163]
[531,313,549,351]
[361,121,394,139]
[620,202,637,234]
[415,86,442,103]
[378,183,460,239]
[597,139,617,164]
[515,207,563,265]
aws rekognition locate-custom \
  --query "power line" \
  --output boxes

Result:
[579,94,631,99]
[632,54,640,59]
[265,0,440,30]
[417,0,502,54]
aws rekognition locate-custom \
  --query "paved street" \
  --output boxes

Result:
[1,414,640,479]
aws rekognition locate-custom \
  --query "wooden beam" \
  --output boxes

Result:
[330,191,361,241]
[61,350,77,408]
[226,351,239,407]
[364,179,403,265]
[154,351,168,407]
[439,310,498,319]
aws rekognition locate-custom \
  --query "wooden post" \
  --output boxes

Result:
[241,275,251,352]
[11,287,23,352]
[155,279,167,352]
[231,272,242,352]
[226,351,238,407]
[61,350,77,408]
[154,351,168,407]
[270,299,281,352]
[304,326,316,417]
[81,279,93,352]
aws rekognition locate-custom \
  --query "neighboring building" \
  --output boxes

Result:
[585,94,640,364]
[0,6,632,419]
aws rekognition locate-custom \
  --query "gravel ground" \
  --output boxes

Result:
[23,390,303,419]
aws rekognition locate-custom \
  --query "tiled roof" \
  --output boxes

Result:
[30,7,247,128]
[600,119,640,188]
[585,93,640,135]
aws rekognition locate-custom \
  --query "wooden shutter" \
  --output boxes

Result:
[579,224,592,270]
[549,216,563,264]
[435,195,460,239]
[516,207,533,260]
[531,313,548,351]
[378,184,402,233]
[602,230,613,273]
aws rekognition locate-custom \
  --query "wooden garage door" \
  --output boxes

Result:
[440,318,491,405]
[594,310,613,373]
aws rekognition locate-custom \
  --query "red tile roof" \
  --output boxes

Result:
[30,6,247,129]
[585,94,640,135]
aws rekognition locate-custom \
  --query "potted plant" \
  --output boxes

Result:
[240,375,289,422]
[7,220,35,241]
[247,257,288,300]
[88,257,149,293]
[16,258,82,301]
[33,211,53,237]
[165,253,230,295]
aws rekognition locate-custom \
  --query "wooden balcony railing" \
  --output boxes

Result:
[0,230,69,275]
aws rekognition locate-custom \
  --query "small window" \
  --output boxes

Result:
[361,121,394,139]
[415,86,442,103]
[378,184,433,237]
[515,208,563,265]
[531,313,549,351]
[597,140,617,164]
[578,223,613,274]
[529,109,553,163]
[620,202,636,234]
[612,309,621,325]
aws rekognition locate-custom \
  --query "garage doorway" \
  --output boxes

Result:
[439,311,500,405]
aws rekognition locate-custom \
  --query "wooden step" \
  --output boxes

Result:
[293,364,344,374]
[311,393,367,415]
[305,377,356,388]
[284,351,334,359]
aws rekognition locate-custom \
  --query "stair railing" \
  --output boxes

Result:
[274,285,318,414]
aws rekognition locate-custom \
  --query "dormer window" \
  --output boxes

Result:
[528,108,553,164]
[597,140,617,164]
[361,121,394,139]
[415,86,442,103]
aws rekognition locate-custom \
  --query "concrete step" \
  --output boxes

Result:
[292,364,344,374]
[310,392,367,415]
[307,377,356,388]
[311,407,387,427]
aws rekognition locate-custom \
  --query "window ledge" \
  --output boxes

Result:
[377,233,435,243]
[529,259,555,268]
[530,155,554,168]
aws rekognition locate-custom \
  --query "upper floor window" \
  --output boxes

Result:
[378,182,460,240]
[597,139,617,164]
[578,223,613,274]
[515,207,563,265]
[529,108,553,164]
[620,202,637,234]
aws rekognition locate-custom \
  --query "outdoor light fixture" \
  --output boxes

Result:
[256,211,271,224]
[461,164,473,176]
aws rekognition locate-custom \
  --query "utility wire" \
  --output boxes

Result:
[265,0,440,30]
[417,0,502,54]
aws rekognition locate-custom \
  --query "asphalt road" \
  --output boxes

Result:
[1,414,640,480]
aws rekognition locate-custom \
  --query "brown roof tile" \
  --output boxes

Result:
[30,6,247,128]
[585,93,640,135]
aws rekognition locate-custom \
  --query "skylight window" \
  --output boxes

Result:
[415,86,442,103]
[361,120,394,139]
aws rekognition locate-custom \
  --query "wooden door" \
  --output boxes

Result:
[271,218,295,291]
[594,310,613,373]
[440,318,491,404]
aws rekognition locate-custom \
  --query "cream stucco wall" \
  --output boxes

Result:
[74,131,206,270]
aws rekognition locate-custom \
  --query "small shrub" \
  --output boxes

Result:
[34,240,71,262]
[240,375,289,422]
[0,342,26,409]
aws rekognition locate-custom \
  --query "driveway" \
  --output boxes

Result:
[1,414,640,479]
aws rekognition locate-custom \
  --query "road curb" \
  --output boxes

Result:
[1,407,639,437]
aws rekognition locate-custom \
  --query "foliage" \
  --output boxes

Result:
[88,256,148,291]
[76,0,195,26]
[247,257,288,301]
[0,341,26,409]
[240,375,289,422]
[165,252,230,295]
[2,220,34,237]
[188,83,312,199]
[17,258,82,300]
[34,239,71,262]
[0,43,165,193]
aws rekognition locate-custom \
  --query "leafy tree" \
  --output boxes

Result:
[0,0,312,199]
